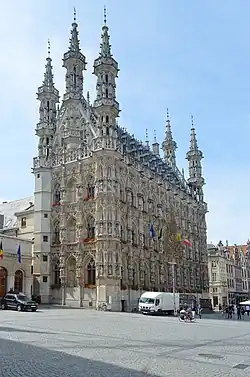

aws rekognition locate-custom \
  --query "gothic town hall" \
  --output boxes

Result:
[33,12,209,310]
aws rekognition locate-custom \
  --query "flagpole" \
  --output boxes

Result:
[169,261,177,316]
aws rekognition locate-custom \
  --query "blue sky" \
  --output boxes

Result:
[0,0,249,244]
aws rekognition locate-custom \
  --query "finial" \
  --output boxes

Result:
[145,129,148,142]
[87,91,90,105]
[191,114,194,128]
[182,168,185,177]
[47,39,51,57]
[73,7,77,22]
[104,5,107,25]
[166,108,170,122]
[153,129,157,142]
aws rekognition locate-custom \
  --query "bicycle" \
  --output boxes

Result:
[97,302,107,311]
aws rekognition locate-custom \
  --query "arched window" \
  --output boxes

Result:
[14,270,23,293]
[73,66,77,89]
[86,176,95,199]
[87,216,95,239]
[105,74,108,83]
[0,267,7,297]
[106,115,109,123]
[131,229,135,245]
[105,88,108,98]
[66,257,76,287]
[54,260,61,286]
[87,258,96,286]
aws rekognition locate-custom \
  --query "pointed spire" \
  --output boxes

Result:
[186,115,205,199]
[87,91,90,105]
[162,109,177,165]
[69,7,81,53]
[42,39,55,89]
[189,115,198,151]
[152,129,160,155]
[100,6,112,57]
[145,129,149,148]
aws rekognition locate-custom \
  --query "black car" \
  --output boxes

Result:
[1,293,38,312]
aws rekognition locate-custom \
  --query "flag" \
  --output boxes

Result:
[183,239,192,247]
[158,228,162,240]
[17,245,21,264]
[176,233,182,241]
[0,241,3,260]
[149,224,156,239]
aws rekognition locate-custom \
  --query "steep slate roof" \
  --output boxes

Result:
[116,126,191,195]
[0,197,34,229]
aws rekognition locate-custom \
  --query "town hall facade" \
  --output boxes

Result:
[32,11,208,310]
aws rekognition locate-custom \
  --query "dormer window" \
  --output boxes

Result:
[21,217,26,228]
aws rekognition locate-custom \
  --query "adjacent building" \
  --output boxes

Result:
[207,241,250,307]
[0,234,33,297]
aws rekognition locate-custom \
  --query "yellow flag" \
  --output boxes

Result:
[176,233,182,241]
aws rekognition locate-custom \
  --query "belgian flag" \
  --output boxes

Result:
[0,241,3,260]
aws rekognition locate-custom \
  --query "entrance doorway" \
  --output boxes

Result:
[14,270,23,293]
[0,267,7,297]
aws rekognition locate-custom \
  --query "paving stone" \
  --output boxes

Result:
[1,309,250,376]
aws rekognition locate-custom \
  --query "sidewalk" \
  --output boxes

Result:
[201,311,250,321]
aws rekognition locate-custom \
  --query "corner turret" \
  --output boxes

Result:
[36,40,59,160]
[93,7,120,149]
[186,116,205,201]
[62,8,87,101]
[162,109,177,166]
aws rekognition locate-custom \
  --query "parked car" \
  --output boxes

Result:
[1,292,38,312]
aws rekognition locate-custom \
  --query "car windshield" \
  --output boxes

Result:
[139,297,155,304]
[17,294,28,301]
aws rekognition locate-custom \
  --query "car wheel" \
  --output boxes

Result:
[16,304,22,312]
[1,303,6,310]
[31,308,37,312]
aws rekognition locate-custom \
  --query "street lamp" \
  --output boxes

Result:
[169,261,177,316]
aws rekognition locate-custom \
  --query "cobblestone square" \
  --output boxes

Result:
[0,309,250,376]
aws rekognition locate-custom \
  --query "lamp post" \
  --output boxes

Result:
[169,261,177,316]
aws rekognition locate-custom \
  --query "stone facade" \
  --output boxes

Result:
[32,12,208,309]
[0,235,33,297]
[207,241,250,308]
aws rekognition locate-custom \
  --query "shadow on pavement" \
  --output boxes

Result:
[0,326,55,335]
[0,337,158,377]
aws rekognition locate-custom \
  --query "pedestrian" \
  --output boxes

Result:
[198,304,202,319]
[241,306,245,318]
[237,305,241,320]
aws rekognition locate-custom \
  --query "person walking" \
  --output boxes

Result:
[241,306,245,319]
[237,305,241,320]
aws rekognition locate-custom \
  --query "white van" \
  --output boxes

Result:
[138,291,179,315]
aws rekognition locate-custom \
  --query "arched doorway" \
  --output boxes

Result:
[14,270,23,293]
[0,267,7,297]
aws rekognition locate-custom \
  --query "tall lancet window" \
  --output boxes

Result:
[73,67,77,90]
[47,100,50,123]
